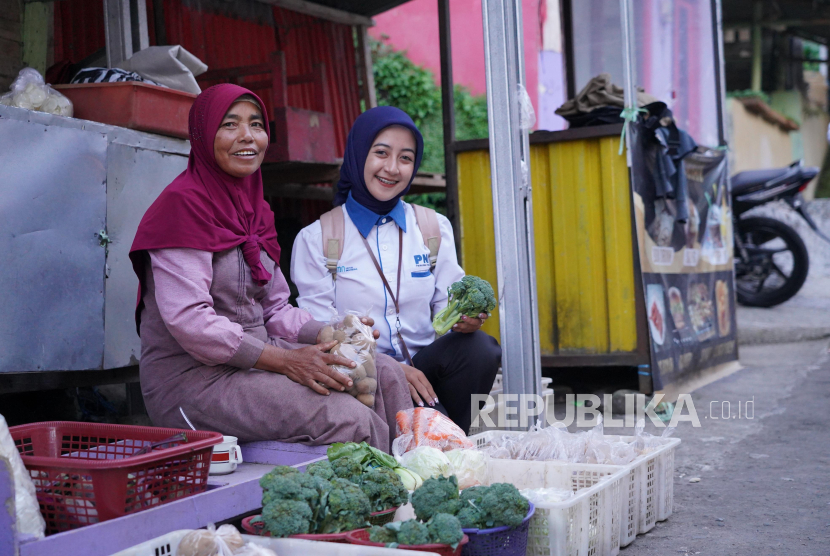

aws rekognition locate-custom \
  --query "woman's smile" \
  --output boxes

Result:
[375,175,399,188]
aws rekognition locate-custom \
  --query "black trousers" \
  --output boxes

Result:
[411,330,501,435]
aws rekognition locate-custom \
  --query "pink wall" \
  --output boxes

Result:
[371,0,541,125]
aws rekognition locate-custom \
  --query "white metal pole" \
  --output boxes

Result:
[481,0,542,428]
[620,0,636,167]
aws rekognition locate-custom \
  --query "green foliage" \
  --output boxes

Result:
[803,42,823,72]
[726,89,771,104]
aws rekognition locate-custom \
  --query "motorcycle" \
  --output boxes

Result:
[731,160,829,307]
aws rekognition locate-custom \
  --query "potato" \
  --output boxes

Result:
[333,329,347,343]
[343,314,361,329]
[356,393,375,407]
[177,526,243,556]
[318,325,334,344]
[356,377,377,394]
[350,333,374,352]
[363,357,377,378]
[352,364,367,381]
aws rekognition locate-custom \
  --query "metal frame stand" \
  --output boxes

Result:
[481,0,542,422]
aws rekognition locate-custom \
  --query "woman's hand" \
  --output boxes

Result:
[400,363,438,407]
[360,316,382,340]
[452,313,488,334]
[254,342,356,395]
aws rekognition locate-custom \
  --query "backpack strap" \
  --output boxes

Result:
[319,206,345,280]
[411,204,441,271]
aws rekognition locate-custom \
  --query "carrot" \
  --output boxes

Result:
[396,410,412,436]
[412,407,425,446]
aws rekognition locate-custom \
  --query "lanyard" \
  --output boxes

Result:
[360,228,414,366]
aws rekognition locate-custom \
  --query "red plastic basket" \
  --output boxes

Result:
[346,528,469,556]
[241,515,350,543]
[10,421,222,534]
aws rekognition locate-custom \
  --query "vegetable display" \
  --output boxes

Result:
[320,313,378,407]
[368,514,464,548]
[394,407,474,453]
[258,466,371,536]
[432,275,496,336]
[410,475,530,530]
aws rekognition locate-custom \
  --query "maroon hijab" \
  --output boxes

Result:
[129,84,280,330]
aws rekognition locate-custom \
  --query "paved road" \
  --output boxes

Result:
[623,339,830,555]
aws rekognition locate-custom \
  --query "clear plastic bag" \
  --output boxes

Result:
[321,310,377,407]
[3,68,72,117]
[394,407,473,453]
[519,487,574,505]
[0,414,45,540]
[397,445,452,480]
[233,543,277,556]
[177,524,244,556]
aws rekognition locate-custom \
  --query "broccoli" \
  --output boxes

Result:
[368,524,399,544]
[454,483,530,529]
[360,467,409,512]
[426,513,464,546]
[411,475,462,522]
[432,276,496,336]
[318,478,372,533]
[305,460,335,481]
[331,454,363,484]
[397,519,431,546]
[261,471,324,508]
[261,499,312,537]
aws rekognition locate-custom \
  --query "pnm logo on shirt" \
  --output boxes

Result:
[413,253,431,267]
[337,265,357,273]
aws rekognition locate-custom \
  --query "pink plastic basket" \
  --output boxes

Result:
[10,421,221,534]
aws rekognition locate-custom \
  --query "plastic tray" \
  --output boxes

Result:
[471,430,681,548]
[347,528,468,556]
[486,459,626,556]
[10,421,221,533]
[112,530,439,556]
[53,82,196,138]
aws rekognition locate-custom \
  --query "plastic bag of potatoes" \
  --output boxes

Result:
[319,312,378,408]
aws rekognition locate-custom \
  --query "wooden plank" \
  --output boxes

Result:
[0,367,139,395]
[0,17,21,43]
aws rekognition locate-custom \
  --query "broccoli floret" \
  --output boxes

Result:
[427,513,464,546]
[306,460,335,481]
[432,276,497,335]
[459,485,487,506]
[397,520,431,546]
[479,483,530,529]
[360,467,409,512]
[261,499,312,537]
[261,472,323,508]
[318,478,371,533]
[259,465,299,489]
[411,475,461,522]
[455,505,484,529]
[331,454,363,484]
[369,525,399,544]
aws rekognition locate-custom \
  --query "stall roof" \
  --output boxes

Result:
[723,0,830,43]
[273,0,412,18]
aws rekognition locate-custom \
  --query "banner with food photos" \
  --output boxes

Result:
[630,124,739,389]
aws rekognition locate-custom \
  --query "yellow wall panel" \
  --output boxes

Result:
[455,135,637,357]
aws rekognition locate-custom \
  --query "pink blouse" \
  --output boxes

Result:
[148,248,322,367]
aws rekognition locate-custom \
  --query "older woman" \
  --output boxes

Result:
[129,85,412,451]
[291,107,501,434]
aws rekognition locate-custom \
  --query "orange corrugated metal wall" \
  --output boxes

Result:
[53,0,360,157]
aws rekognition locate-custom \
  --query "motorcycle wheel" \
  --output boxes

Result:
[734,216,809,307]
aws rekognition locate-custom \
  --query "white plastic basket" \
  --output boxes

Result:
[111,530,436,556]
[486,458,626,556]
[468,387,554,436]
[470,431,681,547]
